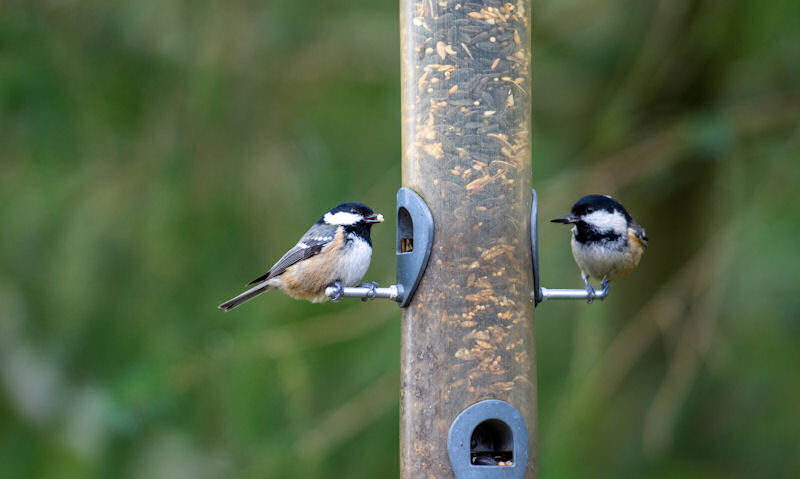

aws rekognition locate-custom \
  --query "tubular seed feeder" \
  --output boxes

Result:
[399,0,536,477]
[326,0,613,476]
[330,0,537,476]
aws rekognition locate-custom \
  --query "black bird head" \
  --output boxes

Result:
[551,195,633,244]
[321,202,384,226]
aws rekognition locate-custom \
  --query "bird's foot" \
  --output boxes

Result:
[599,277,610,299]
[583,275,596,304]
[328,280,344,302]
[358,281,379,302]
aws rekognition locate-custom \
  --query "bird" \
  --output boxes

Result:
[551,194,647,301]
[219,202,384,311]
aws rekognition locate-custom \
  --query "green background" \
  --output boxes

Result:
[1,0,798,478]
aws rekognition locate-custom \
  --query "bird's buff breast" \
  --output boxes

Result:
[270,229,372,302]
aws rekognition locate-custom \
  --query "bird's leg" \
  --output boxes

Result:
[582,273,596,304]
[599,276,610,299]
[358,281,379,302]
[329,280,344,302]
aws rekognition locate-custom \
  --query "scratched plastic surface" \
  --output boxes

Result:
[400,1,536,477]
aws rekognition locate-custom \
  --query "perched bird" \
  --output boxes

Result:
[219,202,383,311]
[551,194,647,300]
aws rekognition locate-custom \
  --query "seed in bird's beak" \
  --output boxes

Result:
[366,214,384,223]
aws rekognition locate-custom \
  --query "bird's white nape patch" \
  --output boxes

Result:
[583,210,627,233]
[323,211,362,226]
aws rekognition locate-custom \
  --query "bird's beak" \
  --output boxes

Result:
[551,213,579,224]
[365,213,384,224]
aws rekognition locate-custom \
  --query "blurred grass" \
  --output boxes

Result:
[1,0,799,478]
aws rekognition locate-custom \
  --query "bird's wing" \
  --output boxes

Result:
[629,220,648,248]
[247,224,340,285]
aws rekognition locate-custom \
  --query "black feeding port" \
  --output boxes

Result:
[398,206,413,253]
[470,419,513,466]
[448,399,529,477]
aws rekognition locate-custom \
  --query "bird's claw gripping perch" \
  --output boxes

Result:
[599,277,610,297]
[582,275,611,304]
[358,281,380,302]
[583,275,596,304]
[328,280,345,302]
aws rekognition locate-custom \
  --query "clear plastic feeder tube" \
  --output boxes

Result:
[400,0,535,477]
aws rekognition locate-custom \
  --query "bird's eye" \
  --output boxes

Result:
[350,208,357,214]
[585,207,594,214]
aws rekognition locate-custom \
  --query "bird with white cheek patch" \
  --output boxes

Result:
[551,194,647,301]
[219,202,383,311]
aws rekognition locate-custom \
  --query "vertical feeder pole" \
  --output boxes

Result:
[400,1,535,477]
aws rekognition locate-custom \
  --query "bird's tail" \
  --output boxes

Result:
[219,282,272,311]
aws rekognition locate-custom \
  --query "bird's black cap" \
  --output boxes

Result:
[317,202,382,224]
[328,202,374,217]
[551,194,632,224]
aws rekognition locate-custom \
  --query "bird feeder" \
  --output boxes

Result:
[325,2,615,477]
[400,1,536,476]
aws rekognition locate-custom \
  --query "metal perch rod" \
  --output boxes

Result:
[326,283,403,302]
[539,285,609,302]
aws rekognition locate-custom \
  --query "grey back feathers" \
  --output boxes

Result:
[247,223,338,285]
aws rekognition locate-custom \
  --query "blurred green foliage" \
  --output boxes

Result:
[1,0,798,478]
